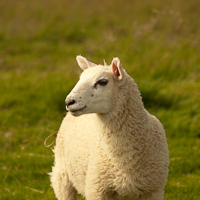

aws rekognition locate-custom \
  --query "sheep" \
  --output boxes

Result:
[50,56,169,200]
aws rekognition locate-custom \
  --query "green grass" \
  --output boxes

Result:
[0,0,200,199]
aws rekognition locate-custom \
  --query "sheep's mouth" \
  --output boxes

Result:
[69,106,87,113]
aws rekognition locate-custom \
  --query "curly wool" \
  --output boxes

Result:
[50,58,169,200]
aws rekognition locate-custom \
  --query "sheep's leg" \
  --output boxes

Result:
[85,160,109,200]
[85,184,105,200]
[50,167,77,200]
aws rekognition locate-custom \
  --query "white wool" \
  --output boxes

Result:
[50,56,169,200]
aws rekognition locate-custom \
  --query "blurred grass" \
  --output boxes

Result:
[0,0,200,199]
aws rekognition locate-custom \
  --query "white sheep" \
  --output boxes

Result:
[50,56,169,200]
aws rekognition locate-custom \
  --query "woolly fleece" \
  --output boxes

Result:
[50,57,169,200]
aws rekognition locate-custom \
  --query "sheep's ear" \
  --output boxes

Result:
[111,57,124,81]
[76,55,96,70]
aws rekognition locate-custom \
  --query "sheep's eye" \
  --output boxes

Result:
[97,79,109,86]
[95,79,109,87]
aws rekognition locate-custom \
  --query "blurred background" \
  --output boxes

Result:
[0,0,200,199]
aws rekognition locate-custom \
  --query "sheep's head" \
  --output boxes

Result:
[65,56,125,116]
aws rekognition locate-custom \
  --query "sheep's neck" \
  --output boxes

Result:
[97,78,148,167]
[99,77,147,134]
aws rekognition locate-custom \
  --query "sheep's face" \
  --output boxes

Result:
[65,56,124,116]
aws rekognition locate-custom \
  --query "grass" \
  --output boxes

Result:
[0,0,200,199]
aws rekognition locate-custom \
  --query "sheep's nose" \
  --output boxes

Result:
[65,98,76,107]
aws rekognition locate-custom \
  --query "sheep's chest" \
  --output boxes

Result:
[64,132,90,195]
[63,113,99,195]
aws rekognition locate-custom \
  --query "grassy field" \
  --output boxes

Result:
[0,0,200,199]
